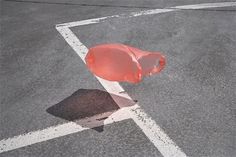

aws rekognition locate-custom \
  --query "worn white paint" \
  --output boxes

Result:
[169,2,236,9]
[0,106,138,153]
[55,22,187,157]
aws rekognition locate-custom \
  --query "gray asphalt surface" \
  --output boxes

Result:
[1,0,236,157]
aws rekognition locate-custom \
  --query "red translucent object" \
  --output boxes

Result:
[85,43,166,83]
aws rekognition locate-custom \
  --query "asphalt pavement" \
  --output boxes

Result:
[1,0,236,157]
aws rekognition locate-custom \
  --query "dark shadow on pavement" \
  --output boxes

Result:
[46,89,135,132]
[4,0,154,9]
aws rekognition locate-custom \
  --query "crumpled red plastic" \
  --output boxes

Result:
[85,43,166,83]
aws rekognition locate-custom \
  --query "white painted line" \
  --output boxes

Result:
[129,107,185,157]
[0,106,138,153]
[56,1,236,28]
[56,23,187,157]
[1,2,234,155]
[169,2,236,9]
[56,9,175,28]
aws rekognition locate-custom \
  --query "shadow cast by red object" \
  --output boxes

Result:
[46,89,135,132]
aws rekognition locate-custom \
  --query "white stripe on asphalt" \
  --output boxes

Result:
[1,1,235,155]
[56,9,175,28]
[169,2,236,9]
[0,106,138,153]
[56,25,187,157]
[56,2,236,28]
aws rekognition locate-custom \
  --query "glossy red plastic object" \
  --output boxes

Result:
[85,44,166,83]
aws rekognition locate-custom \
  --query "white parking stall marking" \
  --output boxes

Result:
[0,106,138,153]
[1,2,236,156]
[55,26,187,157]
[169,2,236,9]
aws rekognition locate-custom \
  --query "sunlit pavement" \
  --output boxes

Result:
[1,0,236,157]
